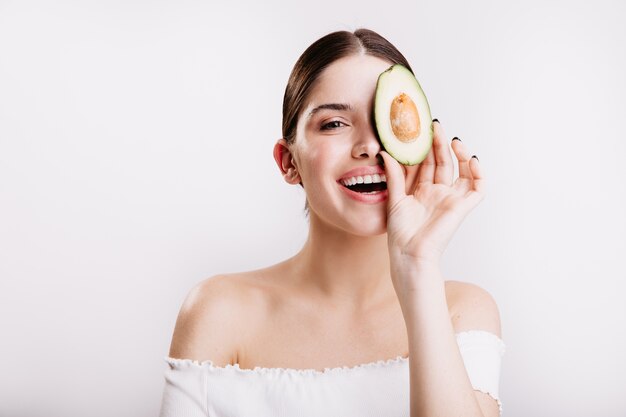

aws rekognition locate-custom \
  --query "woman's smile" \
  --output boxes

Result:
[337,165,389,204]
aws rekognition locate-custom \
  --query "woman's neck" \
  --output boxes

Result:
[289,212,396,312]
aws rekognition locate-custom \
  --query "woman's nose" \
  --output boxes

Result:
[352,125,381,159]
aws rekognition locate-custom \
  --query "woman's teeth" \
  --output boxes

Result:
[340,174,387,187]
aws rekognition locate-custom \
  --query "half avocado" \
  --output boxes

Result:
[374,64,433,166]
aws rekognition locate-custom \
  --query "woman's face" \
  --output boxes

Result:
[290,54,393,236]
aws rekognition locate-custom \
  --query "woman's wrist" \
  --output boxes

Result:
[390,258,445,302]
[390,251,442,279]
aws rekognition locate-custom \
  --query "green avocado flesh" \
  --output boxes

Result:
[374,64,433,166]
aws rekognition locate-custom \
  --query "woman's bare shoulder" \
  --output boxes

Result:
[444,280,502,337]
[167,270,273,366]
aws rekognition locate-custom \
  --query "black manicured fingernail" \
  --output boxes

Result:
[471,155,479,161]
[432,118,439,123]
[452,137,461,142]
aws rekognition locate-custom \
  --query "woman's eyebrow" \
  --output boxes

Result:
[306,103,354,119]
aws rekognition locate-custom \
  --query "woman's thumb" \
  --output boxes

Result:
[379,151,406,204]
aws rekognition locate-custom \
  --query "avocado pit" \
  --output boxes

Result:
[390,93,421,143]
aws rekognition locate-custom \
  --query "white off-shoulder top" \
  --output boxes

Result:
[159,330,505,417]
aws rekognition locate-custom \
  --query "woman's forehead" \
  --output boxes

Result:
[304,55,392,116]
[318,55,391,92]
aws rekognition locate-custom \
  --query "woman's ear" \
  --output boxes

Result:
[273,139,301,185]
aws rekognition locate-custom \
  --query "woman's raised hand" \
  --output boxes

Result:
[380,121,485,281]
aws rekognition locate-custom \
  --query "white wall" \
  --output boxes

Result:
[1,1,624,416]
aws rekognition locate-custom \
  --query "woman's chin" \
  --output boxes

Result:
[343,214,388,237]
[309,206,387,236]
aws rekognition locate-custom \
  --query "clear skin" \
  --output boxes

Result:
[169,54,502,417]
[275,54,500,417]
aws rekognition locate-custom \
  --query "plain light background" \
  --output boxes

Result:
[1,1,625,416]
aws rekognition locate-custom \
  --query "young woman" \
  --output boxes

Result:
[160,28,504,417]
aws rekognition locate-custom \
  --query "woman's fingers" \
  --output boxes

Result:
[387,117,485,199]
[451,138,486,194]
[432,121,454,186]
[451,138,472,180]
[404,164,420,195]
[468,156,485,194]
[379,151,407,204]
[416,140,435,186]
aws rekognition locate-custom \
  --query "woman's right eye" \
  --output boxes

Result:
[320,120,346,130]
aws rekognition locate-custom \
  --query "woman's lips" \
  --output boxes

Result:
[337,182,388,204]
[338,166,386,182]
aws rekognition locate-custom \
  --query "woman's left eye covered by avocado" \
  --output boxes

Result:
[374,64,433,166]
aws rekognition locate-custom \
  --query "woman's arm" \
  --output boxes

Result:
[380,121,501,417]
[398,267,501,417]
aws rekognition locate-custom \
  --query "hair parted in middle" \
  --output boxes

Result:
[281,28,414,145]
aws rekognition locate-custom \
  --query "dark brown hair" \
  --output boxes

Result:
[281,28,413,145]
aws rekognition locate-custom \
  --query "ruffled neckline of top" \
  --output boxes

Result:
[165,330,504,377]
[166,354,409,377]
